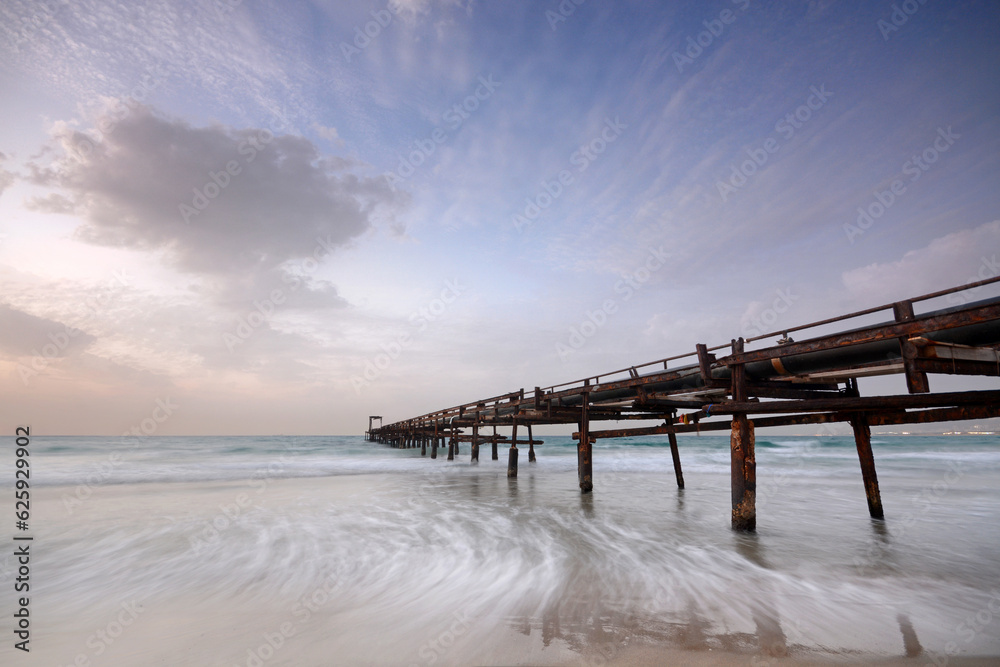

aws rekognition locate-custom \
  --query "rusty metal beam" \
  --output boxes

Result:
[704,389,1000,415]
[725,302,1000,367]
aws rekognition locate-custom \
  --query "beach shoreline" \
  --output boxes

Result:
[5,436,998,666]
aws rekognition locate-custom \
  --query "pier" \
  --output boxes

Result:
[368,279,1000,530]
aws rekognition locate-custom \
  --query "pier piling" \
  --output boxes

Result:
[578,393,593,493]
[508,422,519,478]
[851,412,884,519]
[668,431,684,489]
[730,338,756,531]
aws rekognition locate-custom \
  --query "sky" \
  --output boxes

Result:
[0,0,998,436]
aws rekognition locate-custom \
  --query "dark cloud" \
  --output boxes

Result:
[30,106,405,284]
[0,304,96,357]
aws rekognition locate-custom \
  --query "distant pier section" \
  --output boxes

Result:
[368,278,1000,530]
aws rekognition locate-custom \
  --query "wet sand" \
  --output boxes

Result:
[6,463,998,666]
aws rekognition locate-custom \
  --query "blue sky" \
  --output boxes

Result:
[0,0,998,434]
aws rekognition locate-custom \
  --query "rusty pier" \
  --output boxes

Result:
[367,279,1000,530]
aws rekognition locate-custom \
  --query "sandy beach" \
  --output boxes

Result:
[4,435,997,666]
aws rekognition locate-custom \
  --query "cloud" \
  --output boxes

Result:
[389,0,465,18]
[841,220,1000,304]
[313,123,342,143]
[29,105,407,304]
[0,151,14,197]
[0,304,96,357]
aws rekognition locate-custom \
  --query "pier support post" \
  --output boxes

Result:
[731,338,756,531]
[850,412,884,519]
[431,423,438,460]
[578,393,593,493]
[492,426,498,460]
[447,436,455,460]
[508,422,519,478]
[893,301,930,394]
[668,431,684,489]
[471,424,479,462]
[421,435,426,456]
[528,424,536,463]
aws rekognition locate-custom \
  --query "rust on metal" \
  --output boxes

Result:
[367,279,1000,530]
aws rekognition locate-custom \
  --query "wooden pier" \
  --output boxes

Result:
[368,279,1000,530]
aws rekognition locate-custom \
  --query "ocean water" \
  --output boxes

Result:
[3,434,999,665]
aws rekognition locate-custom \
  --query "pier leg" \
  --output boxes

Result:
[508,422,519,478]
[421,436,426,456]
[447,437,455,460]
[492,426,499,460]
[731,339,755,531]
[528,424,536,462]
[455,439,460,455]
[471,424,479,462]
[578,396,593,493]
[851,413,884,519]
[431,428,438,459]
[668,431,685,489]
[731,416,756,530]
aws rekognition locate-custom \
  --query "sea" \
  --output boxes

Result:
[3,434,999,665]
